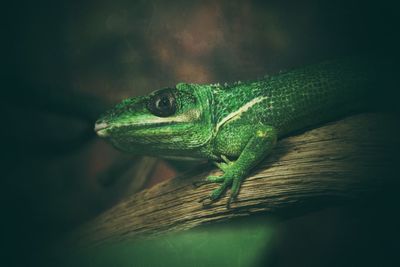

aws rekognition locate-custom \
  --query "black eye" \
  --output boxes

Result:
[147,89,177,117]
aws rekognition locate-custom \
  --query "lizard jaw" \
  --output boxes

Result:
[94,122,110,137]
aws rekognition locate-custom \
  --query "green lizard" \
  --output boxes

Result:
[94,59,378,207]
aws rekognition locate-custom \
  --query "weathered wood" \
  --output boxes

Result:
[72,113,399,248]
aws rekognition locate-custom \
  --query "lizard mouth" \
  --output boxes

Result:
[94,121,170,138]
[94,122,110,137]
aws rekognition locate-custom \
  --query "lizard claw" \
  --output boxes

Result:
[226,196,233,209]
[226,194,238,209]
[199,194,237,209]
[198,195,214,207]
[192,180,212,188]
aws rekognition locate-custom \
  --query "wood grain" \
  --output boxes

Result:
[71,113,399,248]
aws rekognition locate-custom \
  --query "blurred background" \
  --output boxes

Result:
[3,0,399,266]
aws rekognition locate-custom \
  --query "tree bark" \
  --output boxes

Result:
[71,113,399,248]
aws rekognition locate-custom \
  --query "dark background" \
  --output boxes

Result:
[3,0,399,266]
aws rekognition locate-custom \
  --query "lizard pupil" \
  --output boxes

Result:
[156,96,170,110]
[147,89,177,117]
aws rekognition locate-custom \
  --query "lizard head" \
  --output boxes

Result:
[94,83,213,155]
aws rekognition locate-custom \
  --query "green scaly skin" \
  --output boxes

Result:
[94,59,375,207]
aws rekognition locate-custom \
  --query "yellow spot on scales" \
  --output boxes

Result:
[256,130,268,137]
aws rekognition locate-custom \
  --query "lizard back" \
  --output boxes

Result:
[211,59,376,136]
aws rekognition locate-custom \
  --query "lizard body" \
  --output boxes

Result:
[95,59,377,207]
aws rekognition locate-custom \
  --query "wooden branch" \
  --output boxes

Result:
[71,113,398,248]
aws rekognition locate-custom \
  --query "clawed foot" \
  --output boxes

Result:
[193,125,277,209]
[195,171,242,209]
[193,156,244,208]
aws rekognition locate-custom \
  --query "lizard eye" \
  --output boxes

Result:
[147,89,177,117]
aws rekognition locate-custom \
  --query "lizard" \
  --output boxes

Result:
[94,58,380,208]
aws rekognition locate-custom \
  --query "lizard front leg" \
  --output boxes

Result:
[200,125,277,208]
